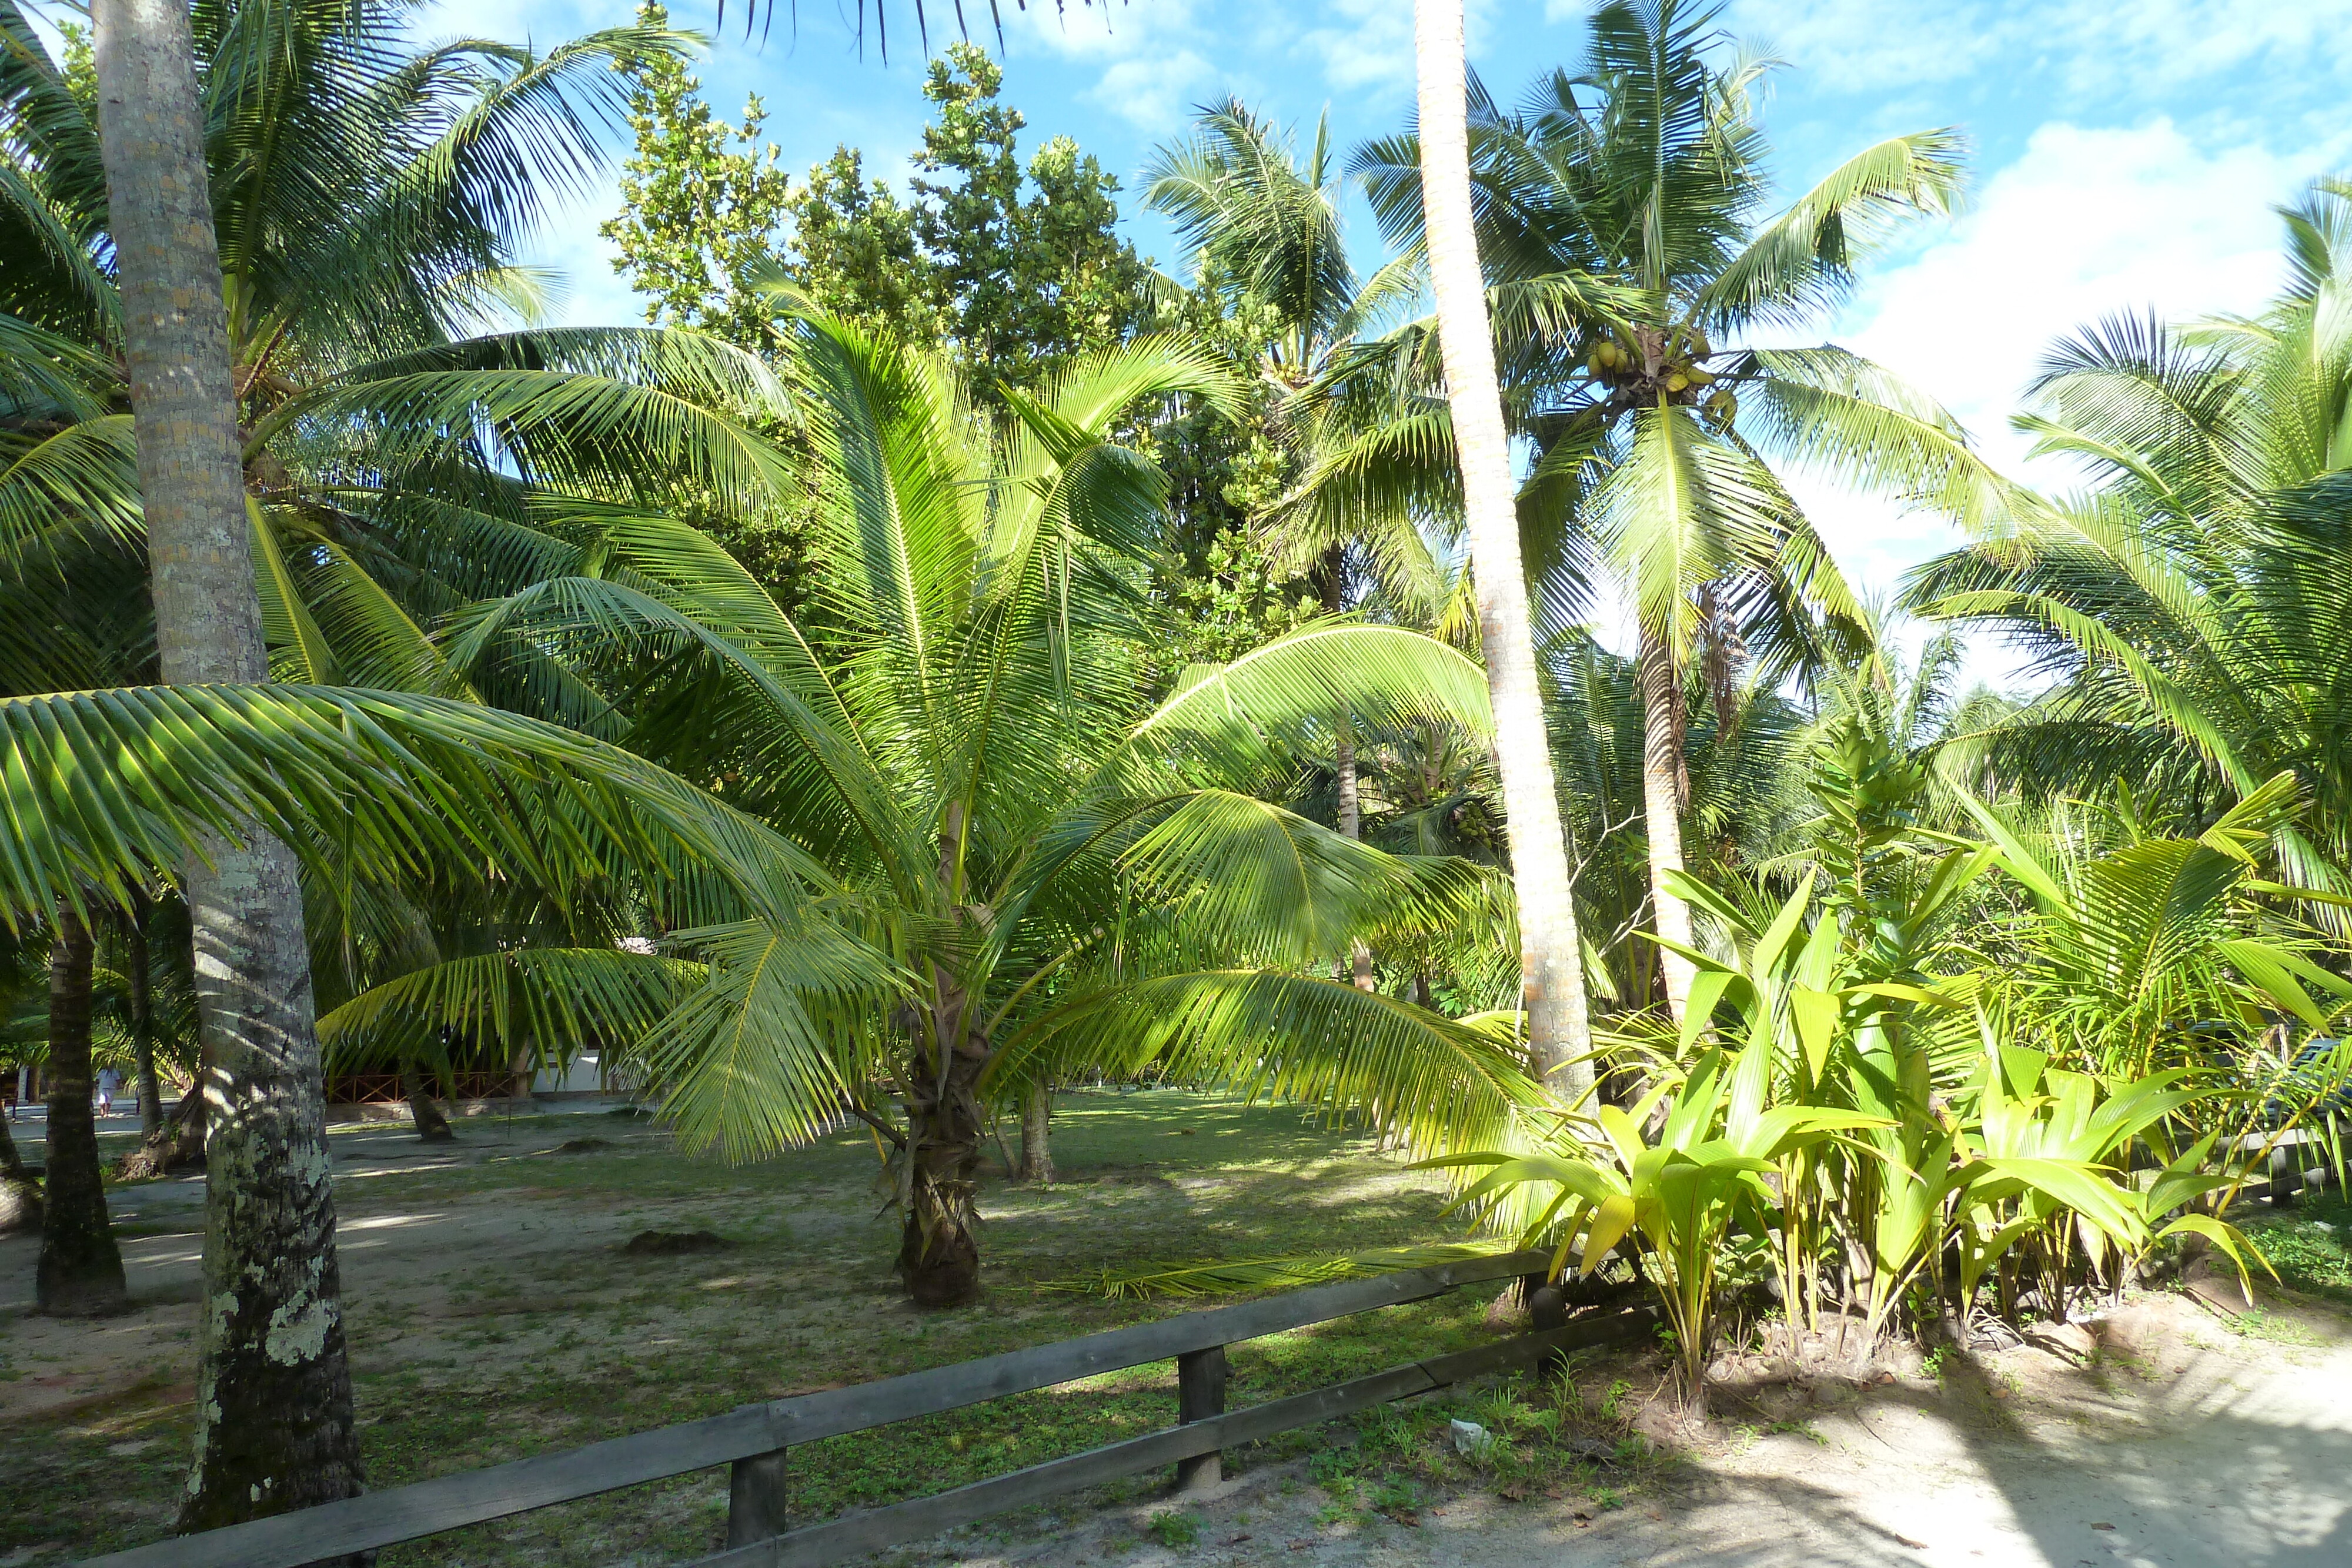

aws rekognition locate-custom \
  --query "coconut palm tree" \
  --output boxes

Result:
[2,0,761,1530]
[1544,626,1808,1013]
[1145,97,1454,992]
[1906,180,2352,898]
[447,302,1547,1304]
[1354,0,2022,1022]
[1412,0,1595,1092]
[78,0,369,1513]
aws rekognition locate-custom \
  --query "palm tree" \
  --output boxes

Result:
[34,905,129,1315]
[1412,0,1595,1092]
[453,303,1545,1304]
[5,0,740,1529]
[1907,180,2352,898]
[1544,626,1808,1012]
[78,0,373,1518]
[1145,98,1444,990]
[1362,0,2019,1022]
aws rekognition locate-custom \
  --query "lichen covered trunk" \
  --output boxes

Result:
[90,0,362,1527]
[179,851,364,1527]
[36,906,128,1316]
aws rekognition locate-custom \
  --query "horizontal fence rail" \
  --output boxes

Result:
[79,1248,1662,1568]
[692,1308,1659,1568]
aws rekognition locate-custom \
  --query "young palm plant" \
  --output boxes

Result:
[1907,181,2352,897]
[1434,1028,1885,1407]
[449,305,1551,1305]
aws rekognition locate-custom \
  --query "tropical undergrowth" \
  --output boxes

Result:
[1437,715,2352,1406]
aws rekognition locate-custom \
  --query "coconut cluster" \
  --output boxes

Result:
[1586,323,1738,426]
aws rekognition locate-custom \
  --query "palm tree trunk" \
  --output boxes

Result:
[1319,547,1381,993]
[1017,1082,1054,1182]
[898,1032,985,1306]
[1334,715,1379,991]
[126,900,162,1141]
[90,0,365,1530]
[115,1080,206,1181]
[0,1081,42,1235]
[37,907,128,1316]
[1413,0,1592,1094]
[1637,628,1698,1019]
[403,1065,456,1142]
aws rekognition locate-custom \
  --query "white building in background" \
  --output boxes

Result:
[532,1052,610,1098]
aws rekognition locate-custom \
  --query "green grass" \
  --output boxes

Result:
[5,1089,1575,1566]
[2237,1190,2352,1303]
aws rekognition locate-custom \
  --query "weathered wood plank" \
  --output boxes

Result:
[695,1309,1658,1568]
[746,1366,1440,1567]
[75,1249,1546,1568]
[744,1249,1549,1452]
[727,1449,791,1546]
[1173,1344,1228,1492]
[74,1405,779,1568]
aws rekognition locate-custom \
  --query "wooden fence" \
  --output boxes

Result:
[78,1249,1656,1568]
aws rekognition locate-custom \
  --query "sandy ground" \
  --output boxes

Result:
[0,1108,693,1427]
[905,1293,2352,1568]
[10,1104,2352,1567]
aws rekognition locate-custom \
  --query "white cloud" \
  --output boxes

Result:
[1764,118,2339,690]
[1087,48,1217,131]
[1003,0,1203,62]
[1720,0,2352,99]
[1722,0,2008,93]
[1297,0,1418,93]
[1838,119,2320,470]
[2059,0,2352,94]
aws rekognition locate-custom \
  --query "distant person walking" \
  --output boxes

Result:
[94,1066,120,1117]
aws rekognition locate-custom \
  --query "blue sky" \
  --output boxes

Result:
[432,0,2348,651]
[41,0,2352,669]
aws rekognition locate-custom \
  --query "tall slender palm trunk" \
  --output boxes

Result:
[1335,714,1377,990]
[1319,548,1380,991]
[91,0,364,1530]
[1637,630,1697,1019]
[36,907,128,1315]
[125,899,163,1139]
[1413,0,1592,1095]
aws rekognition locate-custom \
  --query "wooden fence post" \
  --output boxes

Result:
[1173,1345,1228,1493]
[727,1449,789,1546]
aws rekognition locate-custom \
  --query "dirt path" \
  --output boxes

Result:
[912,1295,2352,1568]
